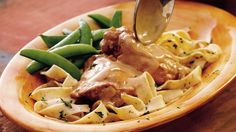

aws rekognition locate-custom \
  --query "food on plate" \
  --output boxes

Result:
[20,10,222,124]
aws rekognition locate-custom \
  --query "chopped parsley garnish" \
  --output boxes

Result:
[179,38,184,43]
[128,110,133,114]
[173,44,178,49]
[60,98,72,109]
[143,111,150,115]
[59,110,65,119]
[183,51,190,55]
[102,121,106,126]
[89,64,97,69]
[207,51,215,54]
[212,70,220,75]
[189,60,195,64]
[154,83,159,87]
[28,92,32,97]
[95,111,104,118]
[41,96,46,101]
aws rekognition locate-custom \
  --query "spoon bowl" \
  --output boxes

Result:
[134,0,175,44]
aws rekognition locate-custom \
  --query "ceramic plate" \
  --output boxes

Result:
[1,1,236,131]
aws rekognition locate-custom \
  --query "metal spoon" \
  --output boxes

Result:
[134,0,175,44]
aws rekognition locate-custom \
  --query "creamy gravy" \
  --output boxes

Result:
[81,56,141,86]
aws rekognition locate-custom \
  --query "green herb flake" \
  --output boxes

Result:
[179,38,184,43]
[59,110,65,119]
[41,96,46,101]
[128,110,133,114]
[173,44,178,49]
[89,64,97,70]
[189,60,195,65]
[143,111,150,115]
[207,51,215,54]
[102,122,106,126]
[60,98,73,109]
[154,83,158,87]
[95,111,104,118]
[212,70,220,75]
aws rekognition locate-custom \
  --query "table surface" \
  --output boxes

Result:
[0,0,236,131]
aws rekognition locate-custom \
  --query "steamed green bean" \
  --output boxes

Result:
[88,14,111,28]
[92,29,107,41]
[26,44,98,74]
[111,10,122,28]
[40,35,66,48]
[79,19,93,44]
[21,49,82,80]
[50,28,81,50]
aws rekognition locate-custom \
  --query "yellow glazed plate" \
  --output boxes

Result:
[1,1,236,131]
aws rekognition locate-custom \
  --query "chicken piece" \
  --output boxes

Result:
[71,81,135,106]
[100,27,131,57]
[71,55,140,106]
[101,27,190,85]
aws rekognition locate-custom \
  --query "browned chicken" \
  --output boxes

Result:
[101,27,190,85]
[71,55,140,106]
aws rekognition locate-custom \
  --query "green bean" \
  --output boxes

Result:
[93,40,101,50]
[72,55,91,68]
[40,28,106,49]
[92,29,107,41]
[73,58,86,68]
[79,19,93,44]
[51,44,98,57]
[20,49,82,80]
[50,28,81,50]
[88,14,111,28]
[26,63,46,74]
[111,10,122,28]
[26,44,98,74]
[40,35,66,48]
[28,27,104,73]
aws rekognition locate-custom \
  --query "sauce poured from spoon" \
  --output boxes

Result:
[134,0,175,44]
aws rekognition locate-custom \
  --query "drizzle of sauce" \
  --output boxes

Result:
[134,0,174,44]
[82,57,141,86]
